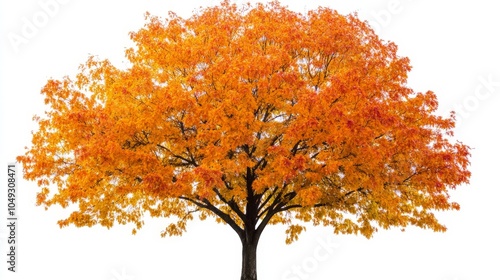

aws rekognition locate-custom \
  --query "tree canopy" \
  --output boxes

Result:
[18,1,471,279]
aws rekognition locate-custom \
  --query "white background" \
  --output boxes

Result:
[1,1,499,280]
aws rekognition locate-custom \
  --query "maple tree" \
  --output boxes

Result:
[18,2,471,280]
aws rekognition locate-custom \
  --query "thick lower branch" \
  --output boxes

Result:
[213,187,246,223]
[179,196,244,239]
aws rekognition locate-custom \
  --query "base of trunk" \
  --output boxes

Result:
[241,239,258,280]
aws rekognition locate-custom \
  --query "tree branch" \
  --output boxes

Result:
[179,196,244,238]
[213,187,246,223]
[256,187,279,216]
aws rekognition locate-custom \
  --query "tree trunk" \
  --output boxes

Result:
[240,237,258,280]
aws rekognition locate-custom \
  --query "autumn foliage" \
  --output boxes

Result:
[18,1,470,279]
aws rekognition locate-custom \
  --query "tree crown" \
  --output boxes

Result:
[18,1,470,242]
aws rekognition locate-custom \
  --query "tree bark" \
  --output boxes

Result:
[240,236,258,280]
